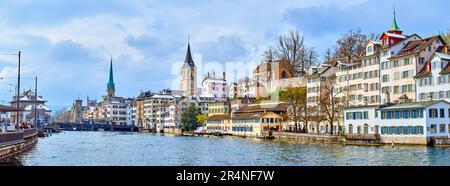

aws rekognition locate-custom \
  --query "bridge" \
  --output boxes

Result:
[41,124,61,133]
[55,123,138,132]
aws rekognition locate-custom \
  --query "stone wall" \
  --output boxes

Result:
[431,137,450,146]
[164,128,182,135]
[0,129,38,160]
[380,136,429,145]
[271,132,341,143]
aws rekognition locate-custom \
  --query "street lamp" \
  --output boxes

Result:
[0,51,21,130]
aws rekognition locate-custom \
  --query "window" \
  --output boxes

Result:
[440,109,445,118]
[393,60,400,67]
[431,124,437,134]
[348,125,353,134]
[363,111,369,119]
[439,124,446,133]
[394,111,400,119]
[403,110,410,119]
[419,57,425,65]
[386,111,392,119]
[411,110,418,118]
[429,109,438,118]
[393,86,399,94]
[403,58,411,66]
[420,93,426,101]
[388,126,395,135]
[402,70,412,79]
[382,75,390,83]
[412,126,418,134]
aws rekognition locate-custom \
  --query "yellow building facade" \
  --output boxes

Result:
[206,112,283,138]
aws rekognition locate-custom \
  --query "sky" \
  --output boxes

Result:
[0,0,449,112]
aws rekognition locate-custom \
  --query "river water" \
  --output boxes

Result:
[3,131,450,166]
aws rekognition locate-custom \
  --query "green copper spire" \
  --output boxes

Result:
[107,56,115,92]
[390,8,401,31]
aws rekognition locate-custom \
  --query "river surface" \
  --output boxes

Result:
[2,131,450,166]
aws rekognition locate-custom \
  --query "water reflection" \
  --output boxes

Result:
[1,131,450,166]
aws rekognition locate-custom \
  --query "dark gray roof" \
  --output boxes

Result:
[185,43,195,67]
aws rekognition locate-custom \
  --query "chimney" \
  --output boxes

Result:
[445,45,449,54]
[223,72,226,81]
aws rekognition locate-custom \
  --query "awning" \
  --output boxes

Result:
[0,105,24,112]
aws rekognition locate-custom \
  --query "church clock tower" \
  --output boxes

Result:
[180,39,197,96]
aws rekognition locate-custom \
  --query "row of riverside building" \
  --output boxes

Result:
[307,14,450,144]
[66,13,450,145]
[204,13,450,144]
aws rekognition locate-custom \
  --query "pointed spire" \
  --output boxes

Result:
[184,35,195,67]
[390,6,401,31]
[107,55,115,94]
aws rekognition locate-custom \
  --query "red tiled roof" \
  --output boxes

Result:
[394,35,444,58]
[414,61,432,79]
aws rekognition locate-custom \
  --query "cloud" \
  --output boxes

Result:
[50,40,98,63]
[197,35,250,62]
[0,0,449,111]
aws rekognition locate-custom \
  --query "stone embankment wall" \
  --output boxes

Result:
[270,132,341,144]
[0,129,38,160]
[163,128,182,135]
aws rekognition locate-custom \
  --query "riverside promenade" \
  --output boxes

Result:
[0,128,38,160]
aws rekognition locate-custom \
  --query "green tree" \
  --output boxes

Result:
[196,114,209,126]
[181,105,202,132]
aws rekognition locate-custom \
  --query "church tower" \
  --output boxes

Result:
[180,38,197,96]
[107,56,116,98]
[380,8,404,47]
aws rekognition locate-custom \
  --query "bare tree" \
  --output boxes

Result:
[440,27,450,45]
[53,107,71,123]
[280,87,307,133]
[275,29,317,76]
[319,75,346,135]
[309,105,326,134]
[334,29,369,59]
[305,47,318,68]
[262,46,277,62]
[368,33,381,42]
[324,48,334,61]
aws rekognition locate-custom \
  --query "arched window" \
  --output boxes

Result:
[348,124,353,134]
[282,71,287,79]
[364,124,369,134]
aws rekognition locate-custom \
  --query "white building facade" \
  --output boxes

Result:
[344,100,450,144]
